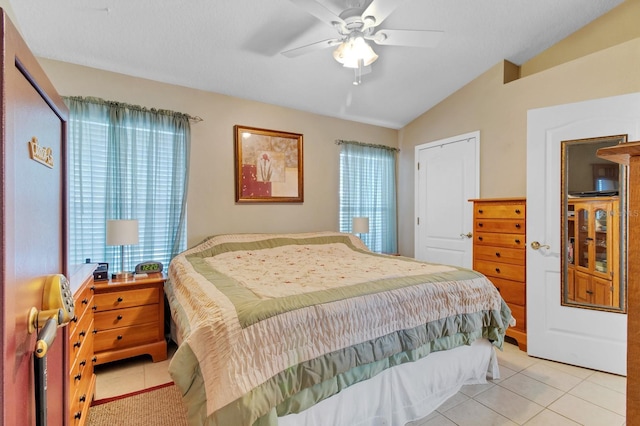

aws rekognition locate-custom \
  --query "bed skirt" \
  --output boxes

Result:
[278,338,499,426]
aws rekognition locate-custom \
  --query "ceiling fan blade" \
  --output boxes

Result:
[281,38,341,58]
[361,0,407,29]
[370,29,444,48]
[289,0,346,29]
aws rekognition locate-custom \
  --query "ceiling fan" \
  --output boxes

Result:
[282,0,443,84]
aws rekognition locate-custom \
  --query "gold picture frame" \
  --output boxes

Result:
[234,125,304,203]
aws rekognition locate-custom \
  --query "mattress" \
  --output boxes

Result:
[165,232,512,425]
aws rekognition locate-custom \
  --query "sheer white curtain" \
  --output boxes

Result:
[338,140,398,253]
[65,96,190,270]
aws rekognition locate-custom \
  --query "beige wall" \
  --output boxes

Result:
[38,59,398,247]
[398,38,640,256]
[8,0,639,255]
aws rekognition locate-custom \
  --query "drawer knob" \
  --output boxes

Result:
[495,268,501,273]
[478,223,483,227]
[74,373,82,381]
[80,359,86,367]
[515,209,521,214]
[495,252,501,257]
[117,315,123,321]
[74,412,82,420]
[478,236,483,241]
[82,298,89,305]
[79,394,86,403]
[515,239,521,244]
[117,297,124,303]
[478,209,484,214]
[73,341,81,348]
[72,316,78,323]
[92,305,97,311]
[92,356,97,363]
[79,330,86,337]
[515,223,521,229]
[117,335,123,340]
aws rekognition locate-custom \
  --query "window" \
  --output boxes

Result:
[338,140,398,253]
[65,96,190,271]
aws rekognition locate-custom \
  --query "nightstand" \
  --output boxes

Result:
[92,272,167,365]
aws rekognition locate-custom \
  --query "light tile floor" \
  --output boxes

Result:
[94,341,626,425]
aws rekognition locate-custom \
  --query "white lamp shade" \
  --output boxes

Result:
[352,217,369,234]
[106,219,139,246]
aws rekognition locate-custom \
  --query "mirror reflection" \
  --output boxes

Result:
[561,135,627,312]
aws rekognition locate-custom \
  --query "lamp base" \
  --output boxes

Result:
[111,271,134,280]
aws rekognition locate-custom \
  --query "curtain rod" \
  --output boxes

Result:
[64,96,203,123]
[335,139,400,152]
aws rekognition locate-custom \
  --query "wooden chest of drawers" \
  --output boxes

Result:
[69,273,96,426]
[470,198,527,351]
[92,273,167,365]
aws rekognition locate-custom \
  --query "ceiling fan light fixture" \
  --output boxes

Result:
[332,34,378,69]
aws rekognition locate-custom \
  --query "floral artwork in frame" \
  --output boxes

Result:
[234,125,304,203]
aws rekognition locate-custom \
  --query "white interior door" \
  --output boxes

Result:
[527,93,640,375]
[415,132,479,268]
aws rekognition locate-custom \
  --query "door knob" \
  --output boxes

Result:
[460,232,473,238]
[531,241,550,250]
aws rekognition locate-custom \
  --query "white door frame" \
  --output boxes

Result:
[527,93,640,375]
[414,131,480,267]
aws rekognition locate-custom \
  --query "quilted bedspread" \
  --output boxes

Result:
[165,232,512,426]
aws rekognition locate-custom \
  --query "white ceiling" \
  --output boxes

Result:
[9,0,623,129]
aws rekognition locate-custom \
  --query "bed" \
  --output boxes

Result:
[165,231,513,426]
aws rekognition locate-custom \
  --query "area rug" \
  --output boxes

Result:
[87,382,188,426]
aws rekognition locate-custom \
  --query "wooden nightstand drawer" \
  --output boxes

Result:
[474,245,525,266]
[474,203,525,219]
[475,219,525,234]
[93,322,160,352]
[475,259,526,282]
[94,305,159,331]
[93,287,159,311]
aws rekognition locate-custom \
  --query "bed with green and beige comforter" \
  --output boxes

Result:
[165,232,513,426]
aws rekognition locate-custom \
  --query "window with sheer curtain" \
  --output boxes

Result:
[65,96,190,271]
[338,140,398,254]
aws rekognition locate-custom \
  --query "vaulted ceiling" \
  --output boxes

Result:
[9,0,623,129]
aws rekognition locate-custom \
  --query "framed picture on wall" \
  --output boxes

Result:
[234,125,304,203]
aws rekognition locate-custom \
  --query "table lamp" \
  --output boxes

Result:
[106,219,139,280]
[352,217,369,236]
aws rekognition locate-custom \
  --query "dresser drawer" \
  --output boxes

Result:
[93,287,159,311]
[508,304,526,331]
[475,232,525,248]
[69,319,94,403]
[69,306,93,361]
[73,283,94,324]
[475,259,525,282]
[475,219,525,234]
[489,276,525,305]
[94,305,159,331]
[474,245,525,266]
[93,322,159,353]
[474,203,526,219]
